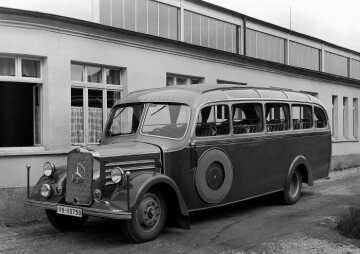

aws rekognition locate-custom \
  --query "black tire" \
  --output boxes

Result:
[45,209,88,231]
[121,190,167,243]
[282,169,302,205]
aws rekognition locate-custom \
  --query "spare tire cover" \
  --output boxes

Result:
[195,148,233,204]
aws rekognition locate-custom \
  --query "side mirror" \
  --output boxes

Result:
[96,135,102,144]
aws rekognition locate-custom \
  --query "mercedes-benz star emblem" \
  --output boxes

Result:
[72,163,86,184]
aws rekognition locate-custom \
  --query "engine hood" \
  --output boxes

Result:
[87,141,161,158]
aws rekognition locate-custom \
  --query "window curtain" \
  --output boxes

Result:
[71,107,84,143]
[0,58,15,76]
[88,107,103,143]
[22,60,40,78]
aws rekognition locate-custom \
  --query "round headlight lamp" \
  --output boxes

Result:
[111,167,124,184]
[40,184,51,198]
[43,162,55,177]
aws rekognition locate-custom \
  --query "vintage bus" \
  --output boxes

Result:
[28,84,331,242]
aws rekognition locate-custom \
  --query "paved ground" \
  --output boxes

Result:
[2,168,360,254]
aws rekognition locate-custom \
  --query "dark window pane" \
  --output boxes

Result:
[190,78,200,84]
[233,26,238,53]
[136,0,147,33]
[148,1,158,36]
[0,83,34,147]
[225,23,233,52]
[217,21,224,51]
[176,77,187,85]
[100,0,111,25]
[191,13,200,46]
[105,68,120,85]
[88,89,103,143]
[22,59,40,78]
[112,0,123,28]
[124,0,135,31]
[71,64,83,81]
[71,88,84,143]
[209,18,217,49]
[159,4,168,38]
[0,57,15,76]
[166,76,174,86]
[107,91,121,110]
[169,7,178,40]
[87,66,102,83]
[184,11,191,43]
[201,16,209,47]
[315,107,327,128]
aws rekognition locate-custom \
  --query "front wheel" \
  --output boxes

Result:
[282,169,302,205]
[121,190,167,243]
[45,209,88,231]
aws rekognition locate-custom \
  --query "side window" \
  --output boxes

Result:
[232,103,263,134]
[265,103,290,132]
[292,104,313,129]
[314,106,327,128]
[196,105,229,137]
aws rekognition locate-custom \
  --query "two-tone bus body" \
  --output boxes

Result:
[28,84,331,242]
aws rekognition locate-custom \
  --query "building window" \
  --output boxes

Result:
[166,74,204,86]
[100,0,179,40]
[332,95,338,138]
[353,98,358,138]
[0,57,15,76]
[0,56,42,147]
[184,10,237,53]
[343,97,349,138]
[71,63,123,144]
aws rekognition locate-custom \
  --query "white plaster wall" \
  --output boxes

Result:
[1,22,360,188]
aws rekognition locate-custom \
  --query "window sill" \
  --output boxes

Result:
[0,147,70,157]
[332,138,359,143]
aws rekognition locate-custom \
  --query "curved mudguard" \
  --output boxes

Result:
[287,155,313,186]
[110,171,189,217]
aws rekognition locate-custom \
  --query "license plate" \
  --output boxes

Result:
[57,205,83,218]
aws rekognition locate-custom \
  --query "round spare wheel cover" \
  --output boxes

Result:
[195,148,233,204]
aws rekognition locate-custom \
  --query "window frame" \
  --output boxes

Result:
[0,55,43,149]
[231,102,264,135]
[291,103,314,131]
[166,73,204,86]
[195,103,231,138]
[71,62,124,145]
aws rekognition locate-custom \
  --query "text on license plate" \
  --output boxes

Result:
[57,205,83,218]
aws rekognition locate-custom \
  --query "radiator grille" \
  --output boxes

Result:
[103,159,156,195]
[65,150,93,206]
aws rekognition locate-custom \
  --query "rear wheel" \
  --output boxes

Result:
[121,190,167,243]
[282,169,302,205]
[45,209,88,231]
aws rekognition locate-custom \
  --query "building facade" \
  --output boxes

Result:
[1,0,360,222]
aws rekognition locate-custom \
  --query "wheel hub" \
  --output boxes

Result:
[137,196,160,229]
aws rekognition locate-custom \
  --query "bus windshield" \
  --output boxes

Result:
[141,103,190,139]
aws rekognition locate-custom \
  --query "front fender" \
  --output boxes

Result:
[110,172,189,217]
[29,165,67,201]
[286,155,313,186]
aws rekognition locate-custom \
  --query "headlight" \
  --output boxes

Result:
[111,167,124,184]
[43,162,55,177]
[40,184,51,198]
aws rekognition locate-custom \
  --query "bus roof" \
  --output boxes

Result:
[117,84,324,108]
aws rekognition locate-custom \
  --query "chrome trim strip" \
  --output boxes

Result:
[27,200,132,220]
[105,159,155,167]
[105,165,154,173]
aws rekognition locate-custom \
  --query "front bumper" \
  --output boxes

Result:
[27,200,132,220]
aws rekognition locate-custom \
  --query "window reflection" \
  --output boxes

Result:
[0,57,15,76]
[87,66,102,83]
[22,59,40,78]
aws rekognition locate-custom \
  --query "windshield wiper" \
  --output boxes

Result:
[151,105,166,116]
